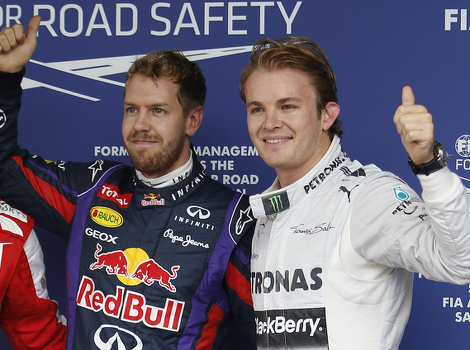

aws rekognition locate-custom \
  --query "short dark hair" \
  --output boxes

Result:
[125,50,207,117]
[240,36,342,138]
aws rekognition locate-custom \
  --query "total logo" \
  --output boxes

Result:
[98,183,132,209]
[89,243,180,292]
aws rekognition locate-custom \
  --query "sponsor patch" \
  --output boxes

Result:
[0,109,6,129]
[98,183,132,208]
[90,206,123,228]
[0,200,28,223]
[94,325,143,350]
[77,276,184,332]
[235,207,253,235]
[186,205,210,219]
[255,308,328,349]
[262,191,290,215]
[89,244,180,291]
[392,186,410,201]
[141,193,165,207]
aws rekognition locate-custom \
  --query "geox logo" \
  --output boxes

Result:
[262,192,290,215]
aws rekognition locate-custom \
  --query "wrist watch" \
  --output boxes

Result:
[408,141,448,176]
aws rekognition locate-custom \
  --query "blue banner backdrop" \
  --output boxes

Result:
[1,1,470,348]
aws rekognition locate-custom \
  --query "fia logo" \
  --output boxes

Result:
[455,135,470,158]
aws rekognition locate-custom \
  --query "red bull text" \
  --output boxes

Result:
[77,276,184,331]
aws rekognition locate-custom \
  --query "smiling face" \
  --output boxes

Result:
[122,74,201,178]
[245,67,339,187]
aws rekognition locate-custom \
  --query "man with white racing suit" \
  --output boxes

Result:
[0,199,66,349]
[239,36,470,349]
[0,17,255,349]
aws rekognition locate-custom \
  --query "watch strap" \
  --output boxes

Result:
[408,142,448,176]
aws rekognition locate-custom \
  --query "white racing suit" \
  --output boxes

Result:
[249,136,470,349]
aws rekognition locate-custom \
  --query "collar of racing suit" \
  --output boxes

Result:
[135,150,194,188]
[249,136,350,219]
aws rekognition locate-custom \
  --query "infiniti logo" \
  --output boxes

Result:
[187,206,211,220]
[94,324,143,350]
[0,109,6,129]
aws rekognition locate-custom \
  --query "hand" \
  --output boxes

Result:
[0,15,40,73]
[393,86,435,165]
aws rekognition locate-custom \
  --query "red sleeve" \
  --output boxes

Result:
[0,204,66,350]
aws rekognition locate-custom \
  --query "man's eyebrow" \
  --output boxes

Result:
[277,97,302,104]
[123,101,169,108]
[245,100,264,108]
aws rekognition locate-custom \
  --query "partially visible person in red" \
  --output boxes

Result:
[0,199,66,349]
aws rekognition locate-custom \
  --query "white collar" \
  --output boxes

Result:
[136,151,194,188]
[249,136,350,218]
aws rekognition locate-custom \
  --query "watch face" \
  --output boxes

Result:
[435,142,448,166]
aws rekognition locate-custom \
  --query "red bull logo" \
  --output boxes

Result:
[141,193,165,206]
[90,206,123,228]
[89,244,179,293]
[77,276,184,332]
[131,260,179,292]
[90,243,129,276]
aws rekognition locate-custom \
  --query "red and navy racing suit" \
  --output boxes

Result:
[0,199,66,349]
[0,70,256,349]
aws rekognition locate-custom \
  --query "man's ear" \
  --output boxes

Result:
[186,106,203,137]
[322,101,340,131]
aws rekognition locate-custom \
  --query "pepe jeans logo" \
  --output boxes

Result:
[262,192,290,215]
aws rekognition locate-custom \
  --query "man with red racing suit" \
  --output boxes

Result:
[0,199,66,349]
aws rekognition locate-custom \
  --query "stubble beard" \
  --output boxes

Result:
[126,131,186,178]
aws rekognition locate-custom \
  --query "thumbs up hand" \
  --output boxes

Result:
[393,86,435,165]
[0,16,41,73]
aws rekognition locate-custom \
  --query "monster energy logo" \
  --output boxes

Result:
[269,195,283,212]
[262,191,290,215]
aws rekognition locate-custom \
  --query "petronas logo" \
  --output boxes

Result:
[262,191,290,215]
